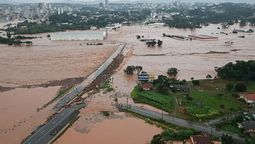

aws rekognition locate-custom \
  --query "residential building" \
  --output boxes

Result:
[190,135,214,144]
[141,83,153,91]
[138,71,149,82]
[240,93,255,104]
[240,121,255,133]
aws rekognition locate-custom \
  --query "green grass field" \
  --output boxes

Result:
[177,79,249,120]
[131,79,253,120]
[131,86,176,112]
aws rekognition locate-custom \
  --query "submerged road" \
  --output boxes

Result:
[54,43,126,111]
[118,104,245,144]
[23,104,84,144]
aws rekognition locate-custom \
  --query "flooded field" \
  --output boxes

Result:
[108,24,255,94]
[0,34,116,87]
[0,86,60,144]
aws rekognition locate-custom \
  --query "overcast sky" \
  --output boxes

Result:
[0,0,254,4]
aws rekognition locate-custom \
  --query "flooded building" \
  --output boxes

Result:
[50,30,107,41]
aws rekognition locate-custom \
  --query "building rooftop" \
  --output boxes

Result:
[240,93,255,101]
[190,135,214,144]
[241,120,255,132]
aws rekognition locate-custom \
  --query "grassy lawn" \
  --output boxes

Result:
[218,123,243,135]
[177,79,248,120]
[131,79,252,120]
[247,81,255,92]
[131,86,176,112]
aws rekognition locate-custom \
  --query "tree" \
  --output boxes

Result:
[206,74,212,79]
[124,66,135,75]
[151,134,164,144]
[157,40,163,46]
[167,68,178,77]
[216,60,255,81]
[234,83,247,92]
[221,134,234,144]
[135,66,143,74]
[192,80,200,86]
[225,83,234,91]
[6,32,11,39]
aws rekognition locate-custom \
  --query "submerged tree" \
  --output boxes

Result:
[167,68,178,77]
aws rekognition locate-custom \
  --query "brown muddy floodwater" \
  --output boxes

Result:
[0,34,116,87]
[108,24,255,95]
[55,117,162,144]
[0,86,60,144]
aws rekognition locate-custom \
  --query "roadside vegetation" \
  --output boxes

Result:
[127,112,197,144]
[151,129,197,144]
[100,78,114,93]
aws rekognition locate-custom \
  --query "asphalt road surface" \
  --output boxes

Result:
[118,104,245,143]
[23,104,84,144]
[54,43,126,111]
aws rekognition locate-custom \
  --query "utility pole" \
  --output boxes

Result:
[161,109,163,120]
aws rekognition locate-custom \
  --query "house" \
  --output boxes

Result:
[138,71,149,82]
[239,93,255,104]
[240,121,255,133]
[141,83,153,91]
[190,135,214,144]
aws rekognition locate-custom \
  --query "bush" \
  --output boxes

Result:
[206,74,212,79]
[167,68,178,77]
[192,80,200,86]
[151,134,164,144]
[225,83,234,91]
[234,83,247,92]
[151,129,196,143]
[124,65,135,75]
[101,111,110,117]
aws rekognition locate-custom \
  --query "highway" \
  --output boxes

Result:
[54,43,126,111]
[23,104,84,144]
[117,104,245,143]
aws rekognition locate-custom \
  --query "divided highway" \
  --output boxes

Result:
[54,43,126,111]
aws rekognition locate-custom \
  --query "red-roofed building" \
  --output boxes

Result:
[141,83,153,91]
[190,135,214,144]
[240,93,255,104]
